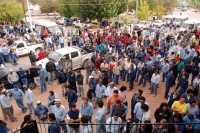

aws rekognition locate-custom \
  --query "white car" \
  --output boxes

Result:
[134,21,151,30]
[152,20,165,27]
[36,46,93,70]
[72,20,92,28]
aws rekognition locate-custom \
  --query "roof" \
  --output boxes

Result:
[0,64,30,78]
[55,47,79,55]
[33,19,57,27]
[184,19,200,24]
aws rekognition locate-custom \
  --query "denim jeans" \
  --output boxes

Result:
[86,72,90,84]
[27,103,34,114]
[129,78,134,89]
[77,85,84,99]
[96,124,106,133]
[21,78,28,86]
[60,43,64,48]
[0,57,5,66]
[165,84,171,98]
[68,126,79,133]
[60,120,68,133]
[162,72,167,81]
[10,54,17,64]
[139,75,147,86]
[40,79,47,93]
[13,81,23,91]
[113,74,119,85]
[15,99,28,112]
[3,54,10,62]
[124,70,130,81]
[150,83,158,95]
[120,69,125,79]
[47,72,54,85]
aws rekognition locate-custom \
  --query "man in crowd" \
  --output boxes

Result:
[80,97,93,123]
[0,89,18,122]
[95,100,106,133]
[45,59,56,86]
[39,64,47,93]
[7,85,28,113]
[7,69,22,90]
[34,101,48,120]
[64,85,78,109]
[23,85,35,115]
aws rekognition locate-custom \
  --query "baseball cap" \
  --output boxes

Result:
[54,99,61,104]
[14,84,19,88]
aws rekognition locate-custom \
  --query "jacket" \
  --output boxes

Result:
[45,62,56,72]
[67,72,76,83]
[154,108,172,122]
[76,74,84,85]
[48,120,61,133]
[57,72,67,84]
[65,90,78,104]
[18,70,28,79]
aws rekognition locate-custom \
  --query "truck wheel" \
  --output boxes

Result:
[83,60,88,69]
[28,82,36,90]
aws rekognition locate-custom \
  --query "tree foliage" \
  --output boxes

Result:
[37,0,58,13]
[152,2,165,19]
[58,0,126,20]
[0,0,24,22]
[137,0,151,20]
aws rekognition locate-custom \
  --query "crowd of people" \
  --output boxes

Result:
[0,18,200,133]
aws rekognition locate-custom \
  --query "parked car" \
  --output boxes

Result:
[0,64,36,90]
[47,12,59,16]
[36,46,93,70]
[152,20,165,27]
[134,21,151,30]
[37,13,46,16]
[56,17,72,26]
[72,20,92,28]
[14,40,44,56]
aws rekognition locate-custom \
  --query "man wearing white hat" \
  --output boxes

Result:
[7,69,22,90]
[52,99,67,133]
[0,89,17,122]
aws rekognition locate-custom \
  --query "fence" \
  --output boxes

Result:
[9,120,200,133]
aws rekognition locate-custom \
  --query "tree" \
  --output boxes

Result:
[152,2,165,19]
[137,0,151,20]
[37,0,58,13]
[58,0,78,18]
[0,0,24,22]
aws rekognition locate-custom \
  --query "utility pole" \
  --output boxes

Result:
[136,0,138,19]
[26,0,33,31]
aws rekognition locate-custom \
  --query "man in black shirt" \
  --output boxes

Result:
[45,59,56,86]
[29,63,40,87]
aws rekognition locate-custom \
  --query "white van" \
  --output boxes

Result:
[173,15,189,27]
[180,19,200,32]
[33,20,62,34]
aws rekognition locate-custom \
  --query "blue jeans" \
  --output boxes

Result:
[150,83,158,95]
[86,72,90,84]
[113,74,119,85]
[0,57,5,66]
[139,75,147,86]
[162,72,167,81]
[27,103,34,114]
[40,79,47,93]
[13,81,23,91]
[60,43,64,48]
[180,88,186,96]
[96,123,106,133]
[10,54,17,64]
[165,84,171,98]
[21,78,28,86]
[15,99,28,112]
[120,69,125,79]
[124,70,129,81]
[3,54,10,62]
[129,78,134,89]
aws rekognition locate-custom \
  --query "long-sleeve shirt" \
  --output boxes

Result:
[105,87,118,97]
[7,72,19,83]
[151,73,160,84]
[95,106,106,123]
[0,94,11,108]
[48,120,61,133]
[24,89,34,104]
[106,117,122,133]
[134,102,149,121]
[7,89,24,100]
[95,84,106,98]
[80,102,93,117]
[162,63,169,73]
[39,68,46,80]
[53,105,66,121]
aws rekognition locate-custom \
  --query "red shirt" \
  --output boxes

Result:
[38,51,45,60]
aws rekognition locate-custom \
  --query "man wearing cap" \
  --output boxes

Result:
[0,89,18,122]
[88,75,97,100]
[39,64,47,93]
[34,101,48,120]
[7,85,28,113]
[64,85,78,109]
[18,67,28,86]
[7,69,22,90]
[93,81,106,109]
[150,70,160,96]
[52,99,68,133]
[23,85,35,114]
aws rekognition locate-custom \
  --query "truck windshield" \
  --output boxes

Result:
[48,51,62,62]
[48,25,60,33]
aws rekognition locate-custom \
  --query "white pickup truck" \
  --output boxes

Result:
[14,40,44,56]
[72,20,92,28]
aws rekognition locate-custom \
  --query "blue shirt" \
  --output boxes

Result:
[52,105,66,121]
[166,73,174,86]
[34,104,48,119]
[64,90,78,104]
[48,120,61,133]
[7,89,24,100]
[183,116,200,131]
[95,106,106,123]
[0,94,11,108]
[134,102,148,121]
[95,84,106,98]
[80,102,93,117]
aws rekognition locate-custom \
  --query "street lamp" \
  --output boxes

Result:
[26,0,33,31]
